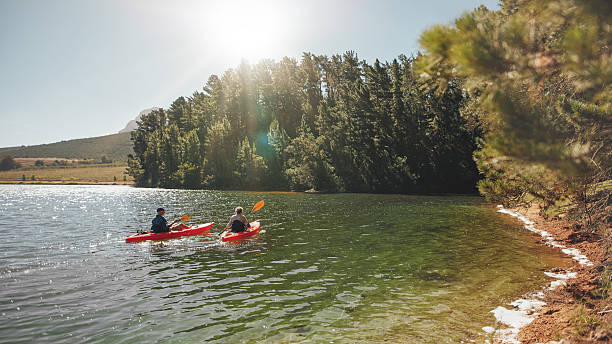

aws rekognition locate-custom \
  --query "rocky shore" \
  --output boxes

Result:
[494,205,610,343]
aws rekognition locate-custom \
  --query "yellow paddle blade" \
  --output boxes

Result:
[180,215,190,221]
[252,200,264,212]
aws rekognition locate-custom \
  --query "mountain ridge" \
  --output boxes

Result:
[0,107,161,161]
[0,132,133,161]
[118,107,159,133]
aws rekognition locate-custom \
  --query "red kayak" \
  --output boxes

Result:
[221,221,261,242]
[125,222,214,243]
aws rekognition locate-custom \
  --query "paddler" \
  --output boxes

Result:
[224,207,251,234]
[151,208,181,233]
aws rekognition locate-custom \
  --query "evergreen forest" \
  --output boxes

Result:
[128,53,481,193]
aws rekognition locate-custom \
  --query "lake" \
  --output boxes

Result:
[0,185,570,343]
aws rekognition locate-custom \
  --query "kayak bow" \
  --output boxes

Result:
[125,222,214,243]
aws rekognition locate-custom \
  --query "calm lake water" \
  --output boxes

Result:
[0,185,570,343]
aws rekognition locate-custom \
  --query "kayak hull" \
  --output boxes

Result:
[221,221,261,242]
[125,222,214,243]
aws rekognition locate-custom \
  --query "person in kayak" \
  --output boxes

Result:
[225,207,251,233]
[151,208,180,233]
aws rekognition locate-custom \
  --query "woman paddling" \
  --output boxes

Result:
[224,207,251,234]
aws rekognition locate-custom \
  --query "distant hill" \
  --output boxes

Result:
[119,107,159,133]
[0,132,133,161]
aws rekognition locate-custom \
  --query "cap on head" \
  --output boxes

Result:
[235,207,243,214]
[157,208,165,213]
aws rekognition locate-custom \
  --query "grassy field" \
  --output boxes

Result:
[0,165,133,185]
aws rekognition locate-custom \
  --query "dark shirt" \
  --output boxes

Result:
[151,215,169,233]
[231,220,246,233]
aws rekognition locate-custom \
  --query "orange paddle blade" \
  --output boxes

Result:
[180,215,190,221]
[252,200,264,212]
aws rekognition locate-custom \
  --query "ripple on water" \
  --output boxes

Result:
[0,185,573,343]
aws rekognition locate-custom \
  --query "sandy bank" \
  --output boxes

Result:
[493,205,610,343]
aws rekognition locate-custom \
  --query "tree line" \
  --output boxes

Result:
[127,53,481,193]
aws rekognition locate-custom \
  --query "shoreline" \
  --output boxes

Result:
[0,182,482,196]
[0,181,132,185]
[492,205,608,343]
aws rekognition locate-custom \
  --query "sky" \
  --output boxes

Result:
[0,0,499,147]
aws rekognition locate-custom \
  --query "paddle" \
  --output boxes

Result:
[169,215,191,231]
[171,215,190,224]
[221,200,264,235]
[247,200,265,215]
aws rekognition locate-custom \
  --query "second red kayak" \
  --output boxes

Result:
[126,222,214,243]
[221,221,261,242]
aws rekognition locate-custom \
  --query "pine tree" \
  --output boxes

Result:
[418,0,611,222]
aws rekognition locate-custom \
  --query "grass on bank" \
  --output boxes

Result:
[0,165,132,184]
[571,303,602,337]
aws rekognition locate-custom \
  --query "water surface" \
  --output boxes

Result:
[0,185,570,343]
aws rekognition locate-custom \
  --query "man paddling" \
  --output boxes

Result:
[224,207,251,234]
[151,208,180,233]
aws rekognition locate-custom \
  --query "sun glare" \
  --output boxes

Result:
[208,1,289,62]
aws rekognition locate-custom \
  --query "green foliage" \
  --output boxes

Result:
[418,0,611,226]
[285,129,339,192]
[178,162,202,189]
[234,137,267,189]
[52,160,68,167]
[264,119,289,187]
[571,304,601,337]
[593,266,612,299]
[128,52,482,192]
[0,156,20,171]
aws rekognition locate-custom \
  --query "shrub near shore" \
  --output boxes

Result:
[418,0,610,340]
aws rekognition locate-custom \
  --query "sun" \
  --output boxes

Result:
[208,1,287,62]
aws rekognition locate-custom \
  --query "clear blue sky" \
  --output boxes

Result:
[0,0,499,147]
